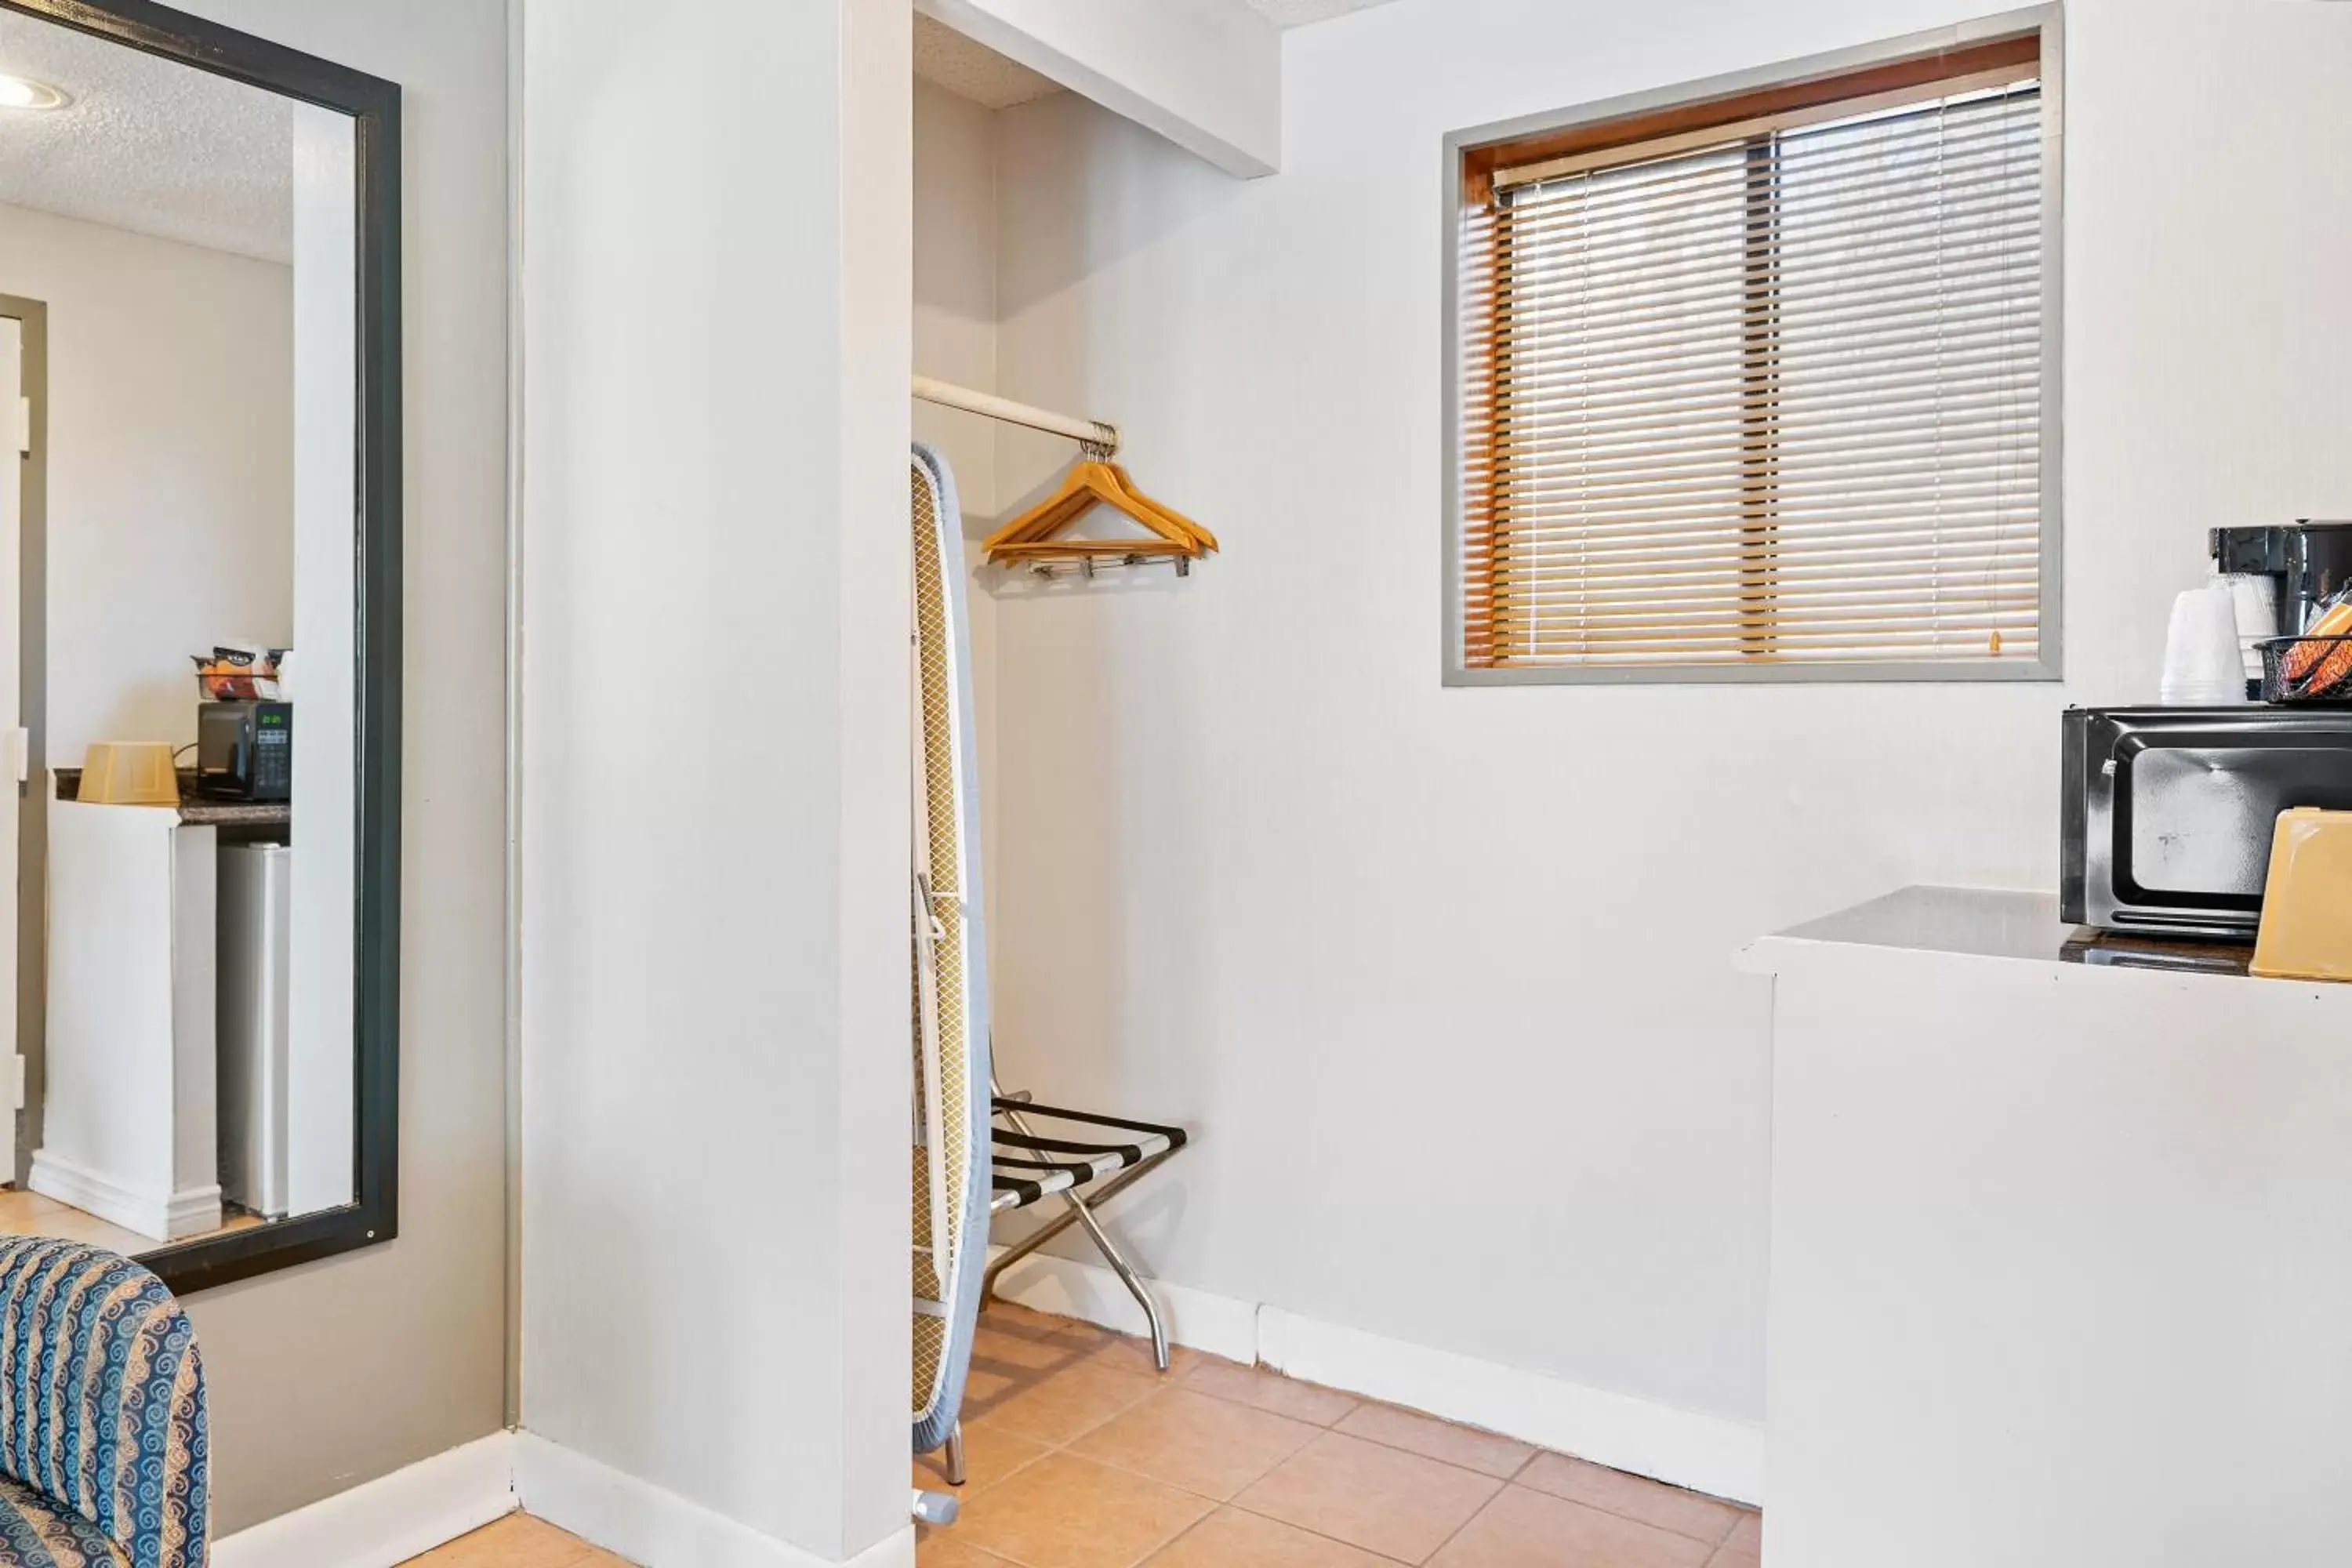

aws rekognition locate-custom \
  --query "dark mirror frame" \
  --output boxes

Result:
[0,0,401,1292]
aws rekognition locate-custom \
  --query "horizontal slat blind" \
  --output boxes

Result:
[1461,71,2045,671]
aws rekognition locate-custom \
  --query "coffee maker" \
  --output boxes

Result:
[2211,520,2352,636]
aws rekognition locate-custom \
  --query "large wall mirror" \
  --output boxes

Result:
[0,0,398,1290]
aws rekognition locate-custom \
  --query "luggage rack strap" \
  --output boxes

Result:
[986,1099,1185,1215]
[991,1098,1190,1149]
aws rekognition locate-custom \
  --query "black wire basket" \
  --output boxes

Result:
[2257,634,2352,703]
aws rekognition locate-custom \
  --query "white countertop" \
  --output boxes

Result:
[1740,884,2259,979]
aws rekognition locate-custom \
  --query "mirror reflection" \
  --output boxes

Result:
[0,10,358,1255]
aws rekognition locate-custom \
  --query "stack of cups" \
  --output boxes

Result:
[2160,585,2250,705]
[2212,572,2280,685]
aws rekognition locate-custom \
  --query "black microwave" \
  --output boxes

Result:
[2061,706,2352,938]
[195,699,292,802]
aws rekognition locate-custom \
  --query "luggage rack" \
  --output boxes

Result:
[982,1088,1189,1372]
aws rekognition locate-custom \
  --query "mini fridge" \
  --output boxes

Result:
[216,843,292,1219]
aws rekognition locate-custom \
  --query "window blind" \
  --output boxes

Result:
[1458,47,2047,673]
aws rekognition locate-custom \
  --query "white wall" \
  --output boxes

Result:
[166,0,512,1536]
[981,0,2352,1439]
[914,78,1005,937]
[520,0,911,1560]
[0,201,292,763]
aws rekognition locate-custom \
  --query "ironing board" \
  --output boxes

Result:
[906,444,1195,1529]
[910,445,992,1459]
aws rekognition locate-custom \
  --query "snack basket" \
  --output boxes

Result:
[2258,634,2352,703]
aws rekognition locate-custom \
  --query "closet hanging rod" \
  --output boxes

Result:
[912,375,1120,455]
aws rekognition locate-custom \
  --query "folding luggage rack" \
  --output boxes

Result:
[982,1089,1189,1372]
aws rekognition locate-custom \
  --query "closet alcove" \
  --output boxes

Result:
[903,15,1214,1523]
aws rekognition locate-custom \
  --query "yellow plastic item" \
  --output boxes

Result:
[2252,808,2352,982]
[78,742,179,807]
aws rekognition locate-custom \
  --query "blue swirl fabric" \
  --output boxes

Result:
[0,1240,205,1568]
[0,1475,130,1566]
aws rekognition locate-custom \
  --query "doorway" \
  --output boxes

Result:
[0,295,38,1192]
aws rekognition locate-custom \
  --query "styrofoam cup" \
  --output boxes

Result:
[2160,586,2249,704]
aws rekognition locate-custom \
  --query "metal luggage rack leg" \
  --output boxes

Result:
[984,1081,1189,1373]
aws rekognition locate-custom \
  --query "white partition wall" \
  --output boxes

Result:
[36,800,220,1240]
[518,1,913,1563]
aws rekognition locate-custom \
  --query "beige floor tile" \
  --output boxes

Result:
[976,1356,1164,1446]
[1429,1486,1713,1568]
[1086,1331,1203,1379]
[1144,1507,1397,1567]
[958,1359,1033,1418]
[1712,1512,1762,1563]
[19,1205,158,1256]
[983,1301,1114,1345]
[974,1310,1112,1374]
[919,1530,1018,1566]
[1334,1403,1535,1481]
[400,1512,598,1567]
[1182,1359,1359,1427]
[916,1425,1052,1497]
[954,1452,1214,1568]
[0,1191,63,1223]
[1233,1431,1501,1563]
[1073,1387,1322,1501]
[0,1189,269,1258]
[1515,1454,1742,1543]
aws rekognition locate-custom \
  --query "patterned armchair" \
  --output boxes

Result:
[0,1238,206,1568]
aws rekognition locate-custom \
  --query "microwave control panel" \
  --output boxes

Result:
[251,707,291,797]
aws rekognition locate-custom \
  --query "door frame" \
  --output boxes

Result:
[0,296,45,1197]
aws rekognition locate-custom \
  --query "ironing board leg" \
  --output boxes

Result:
[944,1424,967,1487]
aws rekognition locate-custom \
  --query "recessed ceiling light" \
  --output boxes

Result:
[0,74,70,112]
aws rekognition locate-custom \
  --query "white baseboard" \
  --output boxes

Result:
[514,1433,914,1568]
[989,1250,1763,1506]
[989,1247,1259,1363]
[211,1432,517,1568]
[29,1150,219,1243]
[210,1430,915,1568]
[1260,1308,1764,1504]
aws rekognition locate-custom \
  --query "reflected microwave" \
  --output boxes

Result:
[2061,706,2352,938]
[195,699,292,802]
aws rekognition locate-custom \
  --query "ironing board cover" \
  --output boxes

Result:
[910,444,993,1454]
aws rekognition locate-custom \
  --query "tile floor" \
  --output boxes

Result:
[401,1513,627,1567]
[398,1301,1766,1568]
[0,1185,264,1258]
[919,1302,1761,1568]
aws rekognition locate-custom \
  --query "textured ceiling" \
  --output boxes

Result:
[913,13,1063,110]
[0,12,292,264]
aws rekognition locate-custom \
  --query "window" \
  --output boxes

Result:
[1446,24,2057,681]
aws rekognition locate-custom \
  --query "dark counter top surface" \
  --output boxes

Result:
[53,768,290,829]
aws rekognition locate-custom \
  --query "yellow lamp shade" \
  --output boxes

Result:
[78,742,179,807]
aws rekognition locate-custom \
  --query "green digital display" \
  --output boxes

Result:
[260,711,286,727]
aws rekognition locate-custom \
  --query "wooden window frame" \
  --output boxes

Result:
[1442,9,2063,687]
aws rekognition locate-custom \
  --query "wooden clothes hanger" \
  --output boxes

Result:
[983,456,1215,564]
[1108,463,1218,554]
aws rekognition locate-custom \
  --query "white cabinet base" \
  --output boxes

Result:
[1745,888,2352,1568]
[28,1149,220,1243]
[40,795,221,1247]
